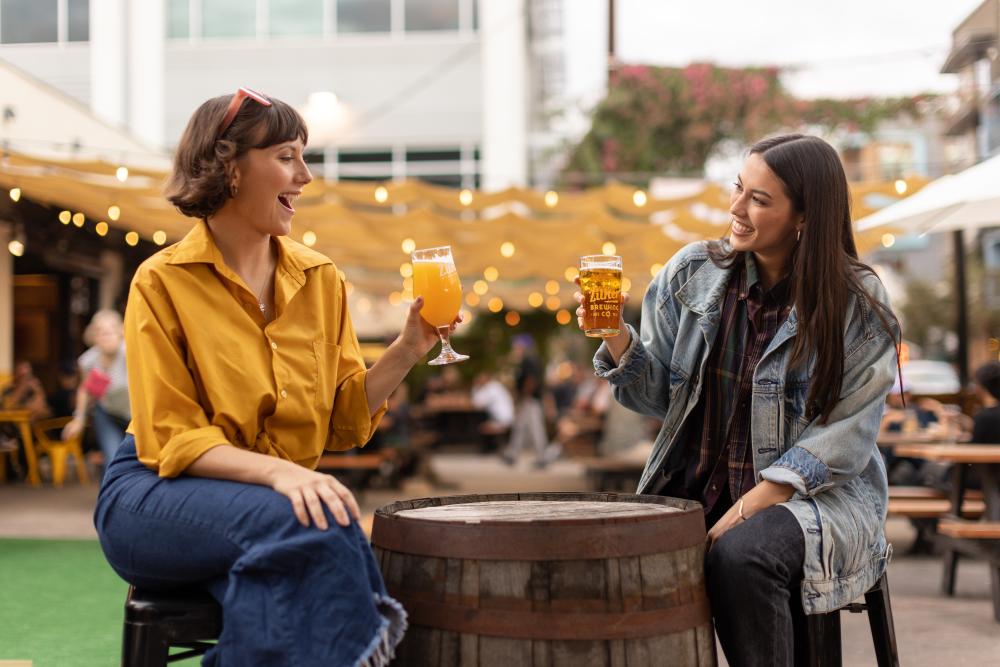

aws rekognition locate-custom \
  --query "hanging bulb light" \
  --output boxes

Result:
[8,187,20,202]
[116,166,129,182]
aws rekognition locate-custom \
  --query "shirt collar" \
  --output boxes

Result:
[741,253,792,306]
[167,220,332,283]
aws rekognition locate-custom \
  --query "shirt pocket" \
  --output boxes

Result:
[312,341,342,413]
[783,382,812,445]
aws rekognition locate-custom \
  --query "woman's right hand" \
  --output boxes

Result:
[573,278,631,361]
[62,417,84,441]
[269,460,361,530]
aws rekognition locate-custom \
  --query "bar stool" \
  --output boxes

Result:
[121,585,222,667]
[805,572,899,667]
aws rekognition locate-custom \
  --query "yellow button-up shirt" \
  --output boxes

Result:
[124,221,386,477]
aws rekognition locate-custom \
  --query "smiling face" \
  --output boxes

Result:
[228,138,313,237]
[729,153,802,266]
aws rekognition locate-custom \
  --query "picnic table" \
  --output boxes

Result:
[893,442,1000,622]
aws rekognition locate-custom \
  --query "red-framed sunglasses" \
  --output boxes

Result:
[217,87,272,138]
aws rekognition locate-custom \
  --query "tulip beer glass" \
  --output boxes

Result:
[411,245,469,365]
[579,255,623,338]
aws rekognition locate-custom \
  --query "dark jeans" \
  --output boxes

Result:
[94,436,405,666]
[706,504,807,667]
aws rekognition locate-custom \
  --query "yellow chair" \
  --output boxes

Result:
[32,417,89,486]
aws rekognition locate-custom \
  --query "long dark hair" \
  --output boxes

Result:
[708,134,900,424]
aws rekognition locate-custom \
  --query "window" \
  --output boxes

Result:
[67,0,88,41]
[270,0,322,37]
[337,148,393,181]
[337,0,390,33]
[405,0,458,32]
[405,148,461,162]
[531,0,562,39]
[167,0,189,38]
[1,0,58,44]
[201,0,256,38]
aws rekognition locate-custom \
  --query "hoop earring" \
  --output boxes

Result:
[796,229,801,242]
[230,182,239,197]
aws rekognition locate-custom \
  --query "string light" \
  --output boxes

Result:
[95,221,109,236]
[399,262,413,278]
[465,293,480,307]
[544,191,559,207]
[473,280,488,295]
[302,230,317,247]
[459,189,473,206]
[894,179,907,195]
[402,277,413,291]
[564,266,579,281]
[484,266,499,282]
[401,238,416,253]
[124,231,139,246]
[881,233,896,248]
[650,263,664,277]
[153,230,167,245]
[58,211,71,224]
[602,241,617,255]
[528,292,544,308]
[72,212,85,227]
[545,280,559,295]
[632,190,647,207]
[500,241,515,258]
[504,311,520,326]
[8,187,20,202]
[622,277,632,292]
[546,296,561,311]
[556,309,572,325]
[356,297,372,313]
[116,166,129,182]
[374,186,388,203]
[460,309,472,325]
[388,292,403,306]
[487,297,503,312]
[7,239,24,257]
[108,205,121,221]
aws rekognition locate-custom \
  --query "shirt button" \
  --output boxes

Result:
[280,389,288,398]
[270,341,278,350]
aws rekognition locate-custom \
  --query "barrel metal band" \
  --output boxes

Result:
[372,509,705,560]
[392,593,711,640]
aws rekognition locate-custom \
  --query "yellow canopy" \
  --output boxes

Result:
[0,150,920,311]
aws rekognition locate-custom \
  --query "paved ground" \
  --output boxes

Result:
[2,453,998,665]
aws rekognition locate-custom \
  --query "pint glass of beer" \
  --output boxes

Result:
[579,254,623,338]
[411,245,469,365]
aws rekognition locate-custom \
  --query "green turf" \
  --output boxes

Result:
[0,539,128,666]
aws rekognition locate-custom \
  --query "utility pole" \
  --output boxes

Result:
[608,0,618,73]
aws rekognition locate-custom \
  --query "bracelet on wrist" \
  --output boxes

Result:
[737,498,748,521]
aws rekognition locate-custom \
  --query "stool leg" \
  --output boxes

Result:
[72,444,89,483]
[941,548,959,596]
[49,445,67,487]
[122,621,170,667]
[864,574,900,667]
[805,610,842,667]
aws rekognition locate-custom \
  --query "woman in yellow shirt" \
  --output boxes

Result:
[94,88,450,666]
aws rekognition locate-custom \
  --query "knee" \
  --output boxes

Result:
[706,531,748,590]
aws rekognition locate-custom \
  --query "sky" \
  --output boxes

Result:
[616,0,987,99]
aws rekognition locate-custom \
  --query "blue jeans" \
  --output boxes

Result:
[91,404,127,465]
[706,505,807,667]
[94,436,406,666]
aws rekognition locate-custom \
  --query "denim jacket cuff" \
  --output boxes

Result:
[593,324,644,385]
[760,446,833,496]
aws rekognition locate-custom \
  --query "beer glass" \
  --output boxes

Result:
[579,255,623,338]
[411,246,469,365]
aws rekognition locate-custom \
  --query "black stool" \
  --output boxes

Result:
[122,585,223,667]
[805,572,899,667]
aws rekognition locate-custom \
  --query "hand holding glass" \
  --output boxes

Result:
[579,255,623,338]
[411,246,469,365]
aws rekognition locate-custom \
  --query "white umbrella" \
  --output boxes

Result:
[855,153,1000,389]
[856,152,1000,234]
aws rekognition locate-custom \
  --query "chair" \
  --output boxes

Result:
[31,416,88,486]
[122,585,222,667]
[805,572,899,667]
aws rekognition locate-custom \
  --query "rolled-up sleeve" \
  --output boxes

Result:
[125,271,230,477]
[326,281,387,451]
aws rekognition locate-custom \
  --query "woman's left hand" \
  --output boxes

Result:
[397,296,462,360]
[705,480,796,549]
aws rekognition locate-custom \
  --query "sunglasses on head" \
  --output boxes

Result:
[217,87,272,139]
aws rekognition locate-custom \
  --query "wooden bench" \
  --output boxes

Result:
[315,450,399,491]
[887,498,985,519]
[887,485,984,501]
[938,519,1000,540]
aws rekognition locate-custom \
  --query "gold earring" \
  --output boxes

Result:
[796,229,801,242]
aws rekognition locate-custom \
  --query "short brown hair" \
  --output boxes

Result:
[165,92,308,220]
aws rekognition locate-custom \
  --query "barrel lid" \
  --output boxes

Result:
[395,500,681,524]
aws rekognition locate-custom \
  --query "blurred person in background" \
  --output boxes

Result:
[47,359,80,418]
[93,88,459,665]
[971,361,1000,444]
[0,360,52,461]
[471,371,514,450]
[62,310,130,467]
[502,334,556,467]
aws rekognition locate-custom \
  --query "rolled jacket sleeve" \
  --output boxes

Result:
[125,272,230,477]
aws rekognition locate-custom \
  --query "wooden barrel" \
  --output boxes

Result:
[371,492,715,666]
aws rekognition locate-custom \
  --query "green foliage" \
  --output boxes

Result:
[562,63,934,185]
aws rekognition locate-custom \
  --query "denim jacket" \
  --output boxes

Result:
[594,242,897,614]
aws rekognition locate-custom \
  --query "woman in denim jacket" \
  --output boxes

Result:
[582,135,900,666]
